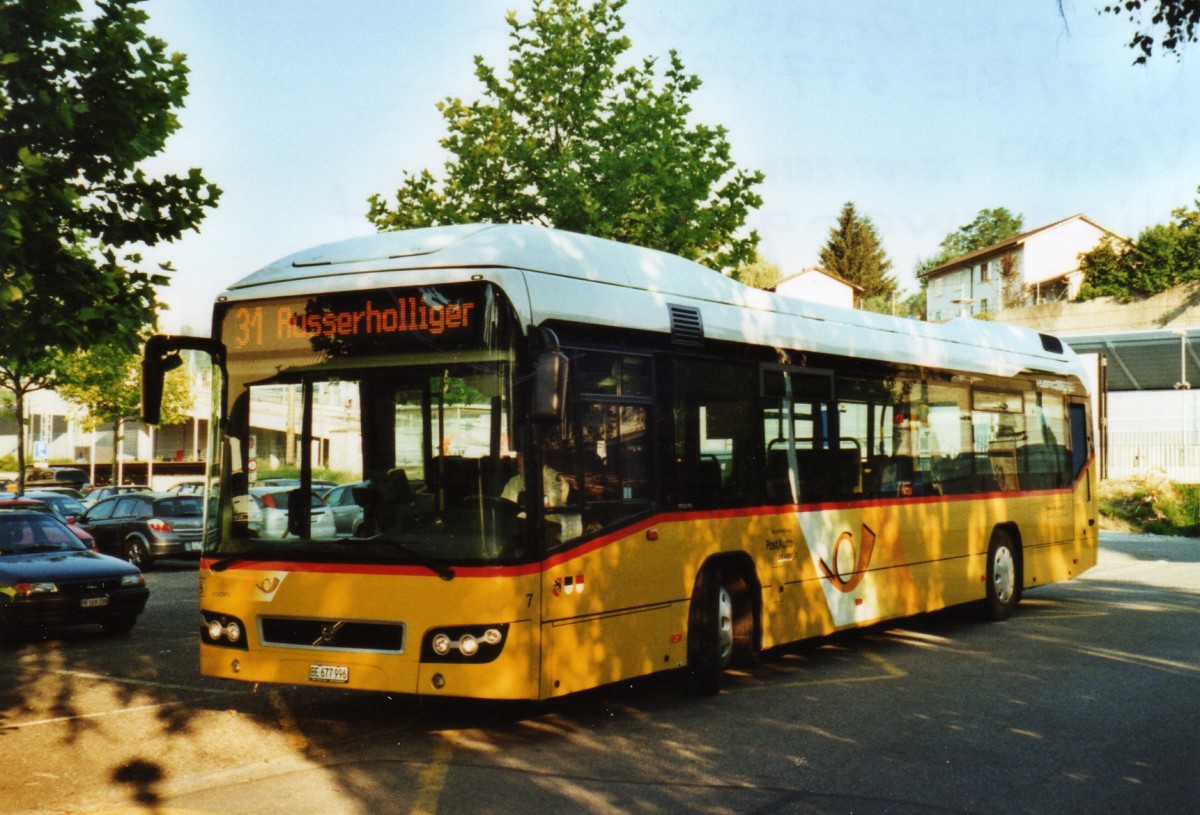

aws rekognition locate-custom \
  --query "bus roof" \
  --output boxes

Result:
[223,223,1085,383]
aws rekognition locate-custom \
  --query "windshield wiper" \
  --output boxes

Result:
[362,538,455,581]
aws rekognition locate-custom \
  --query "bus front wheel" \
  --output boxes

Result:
[984,529,1021,621]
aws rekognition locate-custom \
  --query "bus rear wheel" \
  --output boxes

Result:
[984,529,1021,621]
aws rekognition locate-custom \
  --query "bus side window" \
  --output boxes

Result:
[543,351,655,547]
[671,359,757,508]
[1069,401,1090,482]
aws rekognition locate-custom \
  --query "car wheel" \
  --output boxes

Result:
[125,538,152,571]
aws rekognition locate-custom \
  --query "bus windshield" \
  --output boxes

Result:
[213,282,527,566]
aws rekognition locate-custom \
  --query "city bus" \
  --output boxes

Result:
[142,223,1098,699]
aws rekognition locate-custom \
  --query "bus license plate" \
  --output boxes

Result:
[81,597,108,608]
[309,664,349,684]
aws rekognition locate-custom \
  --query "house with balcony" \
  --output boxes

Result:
[921,214,1121,322]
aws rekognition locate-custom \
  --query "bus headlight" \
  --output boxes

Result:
[431,633,453,656]
[201,610,249,650]
[421,624,509,663]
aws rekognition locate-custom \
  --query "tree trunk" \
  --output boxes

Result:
[15,390,26,494]
[113,417,125,485]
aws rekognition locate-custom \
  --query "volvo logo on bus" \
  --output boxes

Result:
[313,621,346,647]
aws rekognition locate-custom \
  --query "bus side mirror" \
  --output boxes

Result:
[141,334,225,425]
[532,349,568,422]
[142,336,183,426]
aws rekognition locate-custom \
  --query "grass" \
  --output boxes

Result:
[1099,472,1200,536]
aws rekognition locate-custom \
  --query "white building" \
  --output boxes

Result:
[771,266,862,309]
[921,214,1120,322]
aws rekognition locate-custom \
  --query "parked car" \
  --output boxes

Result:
[0,498,96,547]
[80,493,204,569]
[0,510,148,640]
[322,481,367,536]
[81,484,152,508]
[165,481,206,496]
[254,477,339,492]
[19,490,88,524]
[25,485,85,500]
[24,466,91,493]
[247,487,337,539]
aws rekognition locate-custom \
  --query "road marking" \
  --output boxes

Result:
[2,701,195,731]
[41,667,236,694]
[0,669,237,731]
[410,738,454,815]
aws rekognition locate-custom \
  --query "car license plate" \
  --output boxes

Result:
[81,597,109,608]
[309,664,349,683]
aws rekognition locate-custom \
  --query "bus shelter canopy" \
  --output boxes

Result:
[1063,329,1200,392]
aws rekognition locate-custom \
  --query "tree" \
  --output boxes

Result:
[56,341,193,484]
[1078,189,1200,301]
[1097,0,1200,64]
[0,0,220,489]
[915,207,1025,278]
[367,0,763,273]
[818,202,896,304]
[733,253,782,289]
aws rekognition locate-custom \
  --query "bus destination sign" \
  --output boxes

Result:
[223,283,501,356]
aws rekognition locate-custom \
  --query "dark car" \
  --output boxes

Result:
[0,498,96,547]
[24,466,92,493]
[80,493,204,569]
[81,484,152,507]
[20,490,88,523]
[0,511,148,641]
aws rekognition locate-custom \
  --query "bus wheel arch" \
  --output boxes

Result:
[686,553,761,693]
[984,524,1022,621]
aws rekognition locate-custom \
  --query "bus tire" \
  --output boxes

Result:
[984,528,1021,621]
[687,565,734,695]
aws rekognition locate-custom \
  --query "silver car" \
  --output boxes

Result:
[247,487,337,539]
[322,481,366,537]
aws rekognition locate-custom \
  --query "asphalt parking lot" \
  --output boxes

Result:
[3,531,1198,815]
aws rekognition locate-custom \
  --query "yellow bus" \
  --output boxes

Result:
[143,223,1098,699]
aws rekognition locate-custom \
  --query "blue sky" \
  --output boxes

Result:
[136,0,1200,333]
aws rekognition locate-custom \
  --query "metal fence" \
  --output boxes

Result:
[1107,430,1200,483]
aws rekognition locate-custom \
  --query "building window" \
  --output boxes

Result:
[979,298,989,314]
[980,262,991,282]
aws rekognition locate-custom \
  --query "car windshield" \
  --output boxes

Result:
[30,494,86,516]
[0,514,87,555]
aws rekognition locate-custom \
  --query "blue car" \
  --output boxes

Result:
[0,511,149,641]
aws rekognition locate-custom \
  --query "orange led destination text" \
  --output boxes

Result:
[281,297,476,340]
